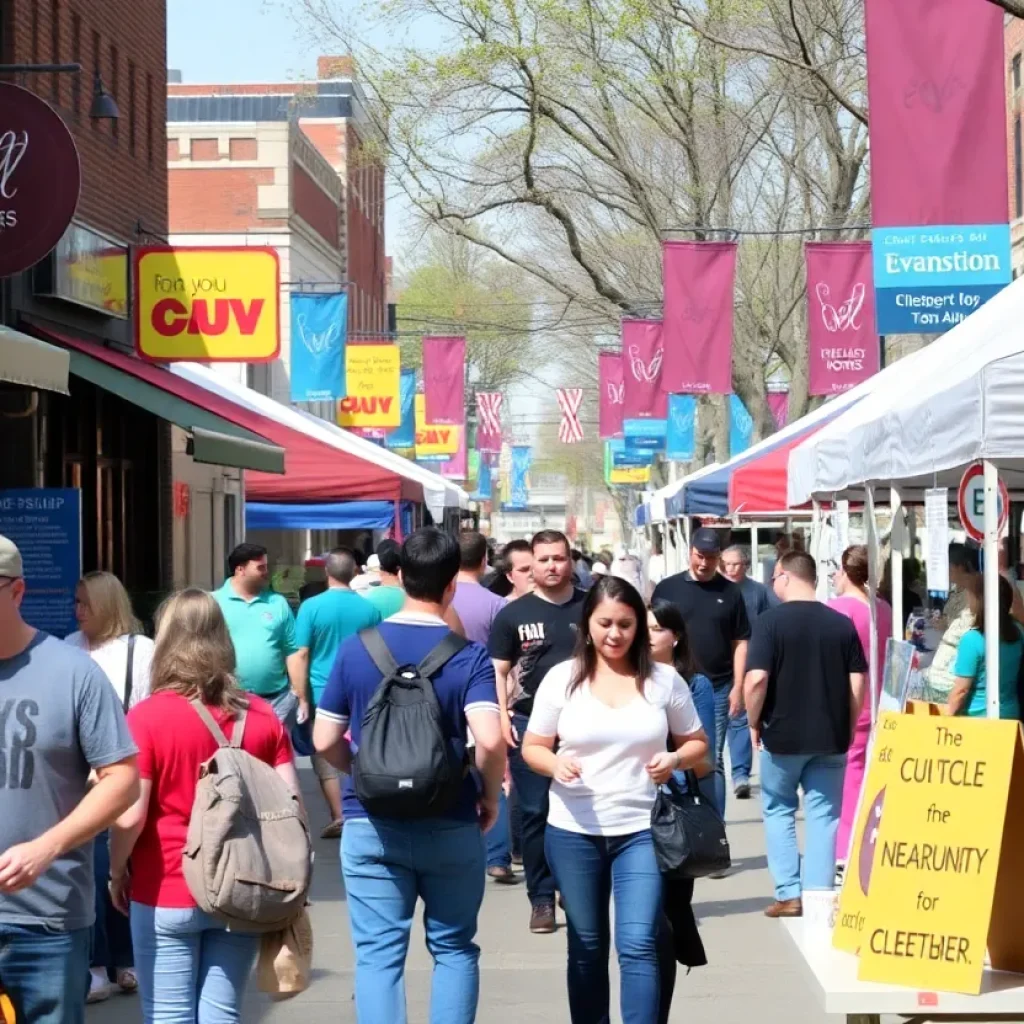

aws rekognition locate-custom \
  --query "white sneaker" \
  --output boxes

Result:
[87,970,116,1004]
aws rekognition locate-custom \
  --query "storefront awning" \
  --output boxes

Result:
[34,328,286,475]
[246,501,401,531]
[0,326,70,394]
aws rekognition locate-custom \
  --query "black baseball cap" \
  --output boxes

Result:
[691,528,722,555]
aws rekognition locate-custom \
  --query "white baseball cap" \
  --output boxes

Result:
[0,535,23,579]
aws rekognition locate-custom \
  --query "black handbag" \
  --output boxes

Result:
[651,773,731,879]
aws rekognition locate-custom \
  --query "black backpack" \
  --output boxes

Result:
[353,628,470,818]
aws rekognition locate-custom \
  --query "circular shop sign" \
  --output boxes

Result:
[0,82,81,278]
[957,462,1009,544]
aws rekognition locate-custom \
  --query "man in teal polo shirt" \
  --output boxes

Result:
[293,547,381,838]
[213,542,306,730]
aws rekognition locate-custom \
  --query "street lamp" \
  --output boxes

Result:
[0,63,118,121]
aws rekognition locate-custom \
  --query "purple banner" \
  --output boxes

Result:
[661,241,736,395]
[865,0,1007,227]
[599,351,625,439]
[423,336,466,425]
[621,320,667,421]
[475,392,504,454]
[806,242,879,396]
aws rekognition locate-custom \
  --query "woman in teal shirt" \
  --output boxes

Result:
[949,575,1023,719]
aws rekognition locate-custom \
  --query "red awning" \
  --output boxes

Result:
[727,427,821,514]
[38,327,411,502]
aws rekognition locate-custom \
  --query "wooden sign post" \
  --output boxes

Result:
[834,712,1024,994]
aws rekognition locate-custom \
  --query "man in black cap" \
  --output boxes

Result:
[652,528,751,817]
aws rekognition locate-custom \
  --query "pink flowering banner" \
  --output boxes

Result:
[599,351,625,439]
[422,336,466,425]
[621,320,667,420]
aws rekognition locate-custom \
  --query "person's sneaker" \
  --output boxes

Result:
[488,865,519,885]
[320,819,343,840]
[734,782,752,799]
[764,898,803,918]
[529,902,557,933]
[87,970,116,1004]
[708,868,731,879]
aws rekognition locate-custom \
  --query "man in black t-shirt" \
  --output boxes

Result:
[489,530,585,935]
[744,551,867,919]
[652,528,750,816]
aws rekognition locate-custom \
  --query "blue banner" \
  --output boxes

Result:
[290,292,347,402]
[609,438,653,467]
[729,395,753,457]
[509,446,532,509]
[623,417,667,452]
[386,369,416,450]
[666,395,695,461]
[472,458,492,501]
[872,225,1011,334]
[0,488,81,637]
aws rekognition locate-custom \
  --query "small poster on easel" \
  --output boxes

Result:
[878,638,916,714]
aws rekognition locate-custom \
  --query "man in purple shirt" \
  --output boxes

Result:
[452,532,517,884]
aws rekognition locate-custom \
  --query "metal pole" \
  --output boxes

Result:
[984,461,1000,720]
[751,522,762,583]
[890,487,904,640]
[879,335,887,370]
[866,486,880,726]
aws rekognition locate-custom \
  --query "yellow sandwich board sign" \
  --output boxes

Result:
[835,711,1024,995]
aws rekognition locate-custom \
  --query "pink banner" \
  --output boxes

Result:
[865,0,1006,227]
[599,351,625,439]
[806,242,880,395]
[661,242,736,394]
[621,320,667,420]
[423,336,466,425]
[475,392,503,453]
[439,424,467,480]
[767,390,789,430]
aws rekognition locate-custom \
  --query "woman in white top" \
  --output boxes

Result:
[522,575,709,1024]
[65,571,153,1003]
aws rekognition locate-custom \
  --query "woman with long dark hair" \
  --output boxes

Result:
[522,576,709,1024]
[648,599,717,805]
[949,574,1024,719]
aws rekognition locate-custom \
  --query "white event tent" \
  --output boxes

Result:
[787,275,1024,719]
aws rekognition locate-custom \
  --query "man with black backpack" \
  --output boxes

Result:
[313,528,505,1024]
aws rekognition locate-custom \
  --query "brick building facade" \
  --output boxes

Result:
[167,55,387,343]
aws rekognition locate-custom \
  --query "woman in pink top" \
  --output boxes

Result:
[828,545,891,863]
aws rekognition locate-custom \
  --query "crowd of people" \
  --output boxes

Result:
[0,517,1018,1024]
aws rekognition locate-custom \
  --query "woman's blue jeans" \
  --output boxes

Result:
[545,825,663,1024]
[130,904,260,1023]
[91,831,134,974]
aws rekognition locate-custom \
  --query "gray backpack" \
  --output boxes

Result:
[182,700,312,934]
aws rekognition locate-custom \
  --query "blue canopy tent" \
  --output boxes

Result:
[246,500,416,534]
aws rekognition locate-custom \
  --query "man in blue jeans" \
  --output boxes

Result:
[314,528,506,1024]
[0,536,140,1023]
[489,531,587,933]
[744,550,867,918]
[720,544,779,799]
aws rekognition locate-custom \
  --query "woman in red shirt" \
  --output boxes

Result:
[109,588,301,1024]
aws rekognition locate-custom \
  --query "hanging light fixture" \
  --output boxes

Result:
[89,72,119,120]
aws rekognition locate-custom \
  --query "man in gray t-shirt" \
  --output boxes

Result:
[0,536,139,1024]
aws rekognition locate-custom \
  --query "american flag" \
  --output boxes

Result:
[557,388,584,444]
[476,392,504,452]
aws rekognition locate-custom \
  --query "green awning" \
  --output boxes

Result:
[67,349,285,475]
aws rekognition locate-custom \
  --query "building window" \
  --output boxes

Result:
[1015,117,1023,221]
[128,61,136,155]
[70,12,81,114]
[50,0,60,103]
[1014,54,1022,92]
[109,44,119,139]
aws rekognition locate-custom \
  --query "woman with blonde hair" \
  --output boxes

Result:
[109,588,300,1024]
[66,570,153,1003]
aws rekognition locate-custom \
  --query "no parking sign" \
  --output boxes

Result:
[957,463,1008,543]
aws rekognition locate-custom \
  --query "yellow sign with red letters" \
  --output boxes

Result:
[134,247,280,361]
[415,394,460,458]
[337,344,401,428]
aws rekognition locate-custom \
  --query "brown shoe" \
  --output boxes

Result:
[764,898,803,918]
[488,865,519,885]
[529,902,557,933]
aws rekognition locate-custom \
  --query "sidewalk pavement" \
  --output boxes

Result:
[90,765,838,1023]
